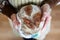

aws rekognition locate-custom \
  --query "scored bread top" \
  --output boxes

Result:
[17,4,42,34]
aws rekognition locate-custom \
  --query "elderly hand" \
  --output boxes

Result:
[40,4,52,30]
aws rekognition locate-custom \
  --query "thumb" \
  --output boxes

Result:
[11,14,20,25]
[41,13,47,22]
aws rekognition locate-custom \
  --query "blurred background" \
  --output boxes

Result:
[0,0,60,40]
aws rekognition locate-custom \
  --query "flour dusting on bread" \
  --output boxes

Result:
[17,4,42,34]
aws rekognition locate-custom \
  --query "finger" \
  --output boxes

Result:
[41,11,51,22]
[11,14,17,21]
[41,4,51,22]
[41,13,47,21]
[11,14,20,25]
[41,4,51,15]
[42,16,51,30]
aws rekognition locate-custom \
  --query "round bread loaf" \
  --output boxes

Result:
[17,4,42,34]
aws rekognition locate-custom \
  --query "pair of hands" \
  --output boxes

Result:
[11,4,51,30]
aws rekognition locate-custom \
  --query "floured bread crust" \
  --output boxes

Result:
[24,5,32,16]
[17,4,42,34]
[23,18,35,29]
[33,12,42,27]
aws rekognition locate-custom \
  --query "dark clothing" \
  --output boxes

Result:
[2,2,17,18]
[23,38,36,40]
[0,0,17,18]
